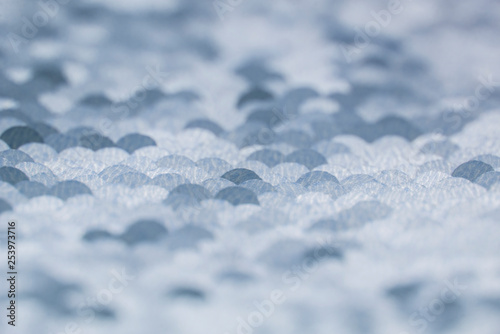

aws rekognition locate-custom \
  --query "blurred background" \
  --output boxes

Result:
[1,1,500,333]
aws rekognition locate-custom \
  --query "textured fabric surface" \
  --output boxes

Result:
[0,0,500,333]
